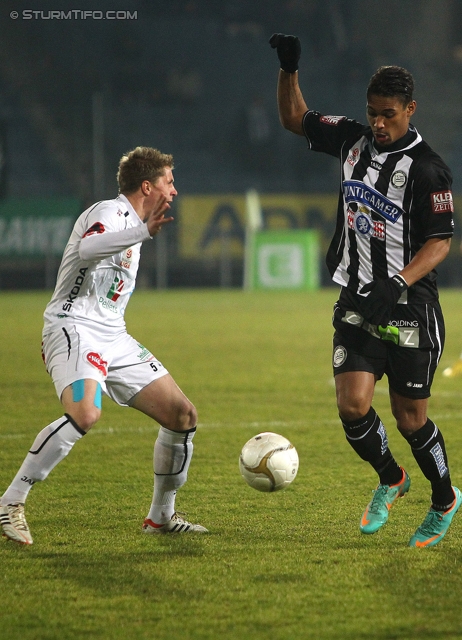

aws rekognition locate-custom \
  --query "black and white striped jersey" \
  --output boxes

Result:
[302,111,454,304]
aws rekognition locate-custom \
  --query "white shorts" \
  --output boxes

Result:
[42,323,169,406]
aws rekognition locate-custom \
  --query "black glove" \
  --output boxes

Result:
[359,275,408,327]
[269,33,301,73]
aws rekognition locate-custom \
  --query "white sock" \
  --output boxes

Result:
[147,426,196,524]
[0,415,85,505]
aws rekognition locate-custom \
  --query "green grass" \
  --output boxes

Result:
[1,288,462,640]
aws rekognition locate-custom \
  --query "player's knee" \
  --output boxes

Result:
[338,398,371,423]
[336,387,370,422]
[66,407,100,432]
[395,417,424,438]
[166,399,197,432]
[390,398,427,435]
[178,399,197,431]
[188,403,198,430]
[62,381,102,431]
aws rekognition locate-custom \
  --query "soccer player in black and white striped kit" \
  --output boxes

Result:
[270,34,460,547]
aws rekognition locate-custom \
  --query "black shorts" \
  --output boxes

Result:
[332,298,445,399]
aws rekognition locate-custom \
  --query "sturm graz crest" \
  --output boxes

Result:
[391,170,407,188]
[354,210,373,238]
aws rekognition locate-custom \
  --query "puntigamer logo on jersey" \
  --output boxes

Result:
[431,190,453,213]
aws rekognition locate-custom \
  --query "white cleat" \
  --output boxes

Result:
[0,503,33,545]
[142,512,208,534]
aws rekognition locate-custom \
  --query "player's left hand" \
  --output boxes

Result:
[359,275,408,327]
[269,33,301,73]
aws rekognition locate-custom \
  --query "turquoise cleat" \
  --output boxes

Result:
[360,468,411,534]
[409,486,461,548]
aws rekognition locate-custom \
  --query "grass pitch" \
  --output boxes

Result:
[1,288,462,640]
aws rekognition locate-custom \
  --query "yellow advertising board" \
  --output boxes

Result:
[178,193,462,259]
[178,194,338,258]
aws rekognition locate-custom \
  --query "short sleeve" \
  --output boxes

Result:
[82,201,126,238]
[302,111,366,158]
[412,152,454,239]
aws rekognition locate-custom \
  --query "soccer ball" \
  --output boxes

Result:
[239,432,299,492]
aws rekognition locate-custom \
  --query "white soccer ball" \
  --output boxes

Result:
[239,432,299,492]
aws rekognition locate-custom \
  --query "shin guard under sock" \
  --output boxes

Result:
[0,414,85,505]
[341,407,402,485]
[405,419,454,510]
[147,426,196,524]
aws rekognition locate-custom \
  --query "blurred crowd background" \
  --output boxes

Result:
[0,0,461,288]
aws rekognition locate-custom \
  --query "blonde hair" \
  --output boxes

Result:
[117,146,174,194]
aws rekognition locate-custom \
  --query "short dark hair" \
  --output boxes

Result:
[117,146,174,194]
[367,66,414,105]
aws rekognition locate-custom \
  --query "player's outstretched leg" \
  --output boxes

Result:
[142,426,208,535]
[340,407,410,534]
[360,468,411,534]
[409,486,461,548]
[0,415,85,545]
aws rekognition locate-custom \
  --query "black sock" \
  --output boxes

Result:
[341,407,402,485]
[405,419,454,510]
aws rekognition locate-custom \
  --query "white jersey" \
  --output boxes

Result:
[43,194,152,334]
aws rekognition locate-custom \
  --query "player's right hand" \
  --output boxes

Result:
[359,275,408,327]
[269,33,301,73]
[146,195,174,237]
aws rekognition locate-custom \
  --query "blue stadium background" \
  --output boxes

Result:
[1,0,461,288]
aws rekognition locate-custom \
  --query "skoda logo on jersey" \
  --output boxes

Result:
[343,180,404,223]
[354,211,373,238]
[391,170,407,188]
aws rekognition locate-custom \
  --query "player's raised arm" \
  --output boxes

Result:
[269,33,308,136]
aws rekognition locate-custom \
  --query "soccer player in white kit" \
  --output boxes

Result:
[0,146,207,544]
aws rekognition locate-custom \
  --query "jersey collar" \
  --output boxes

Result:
[116,193,142,224]
[369,125,419,156]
